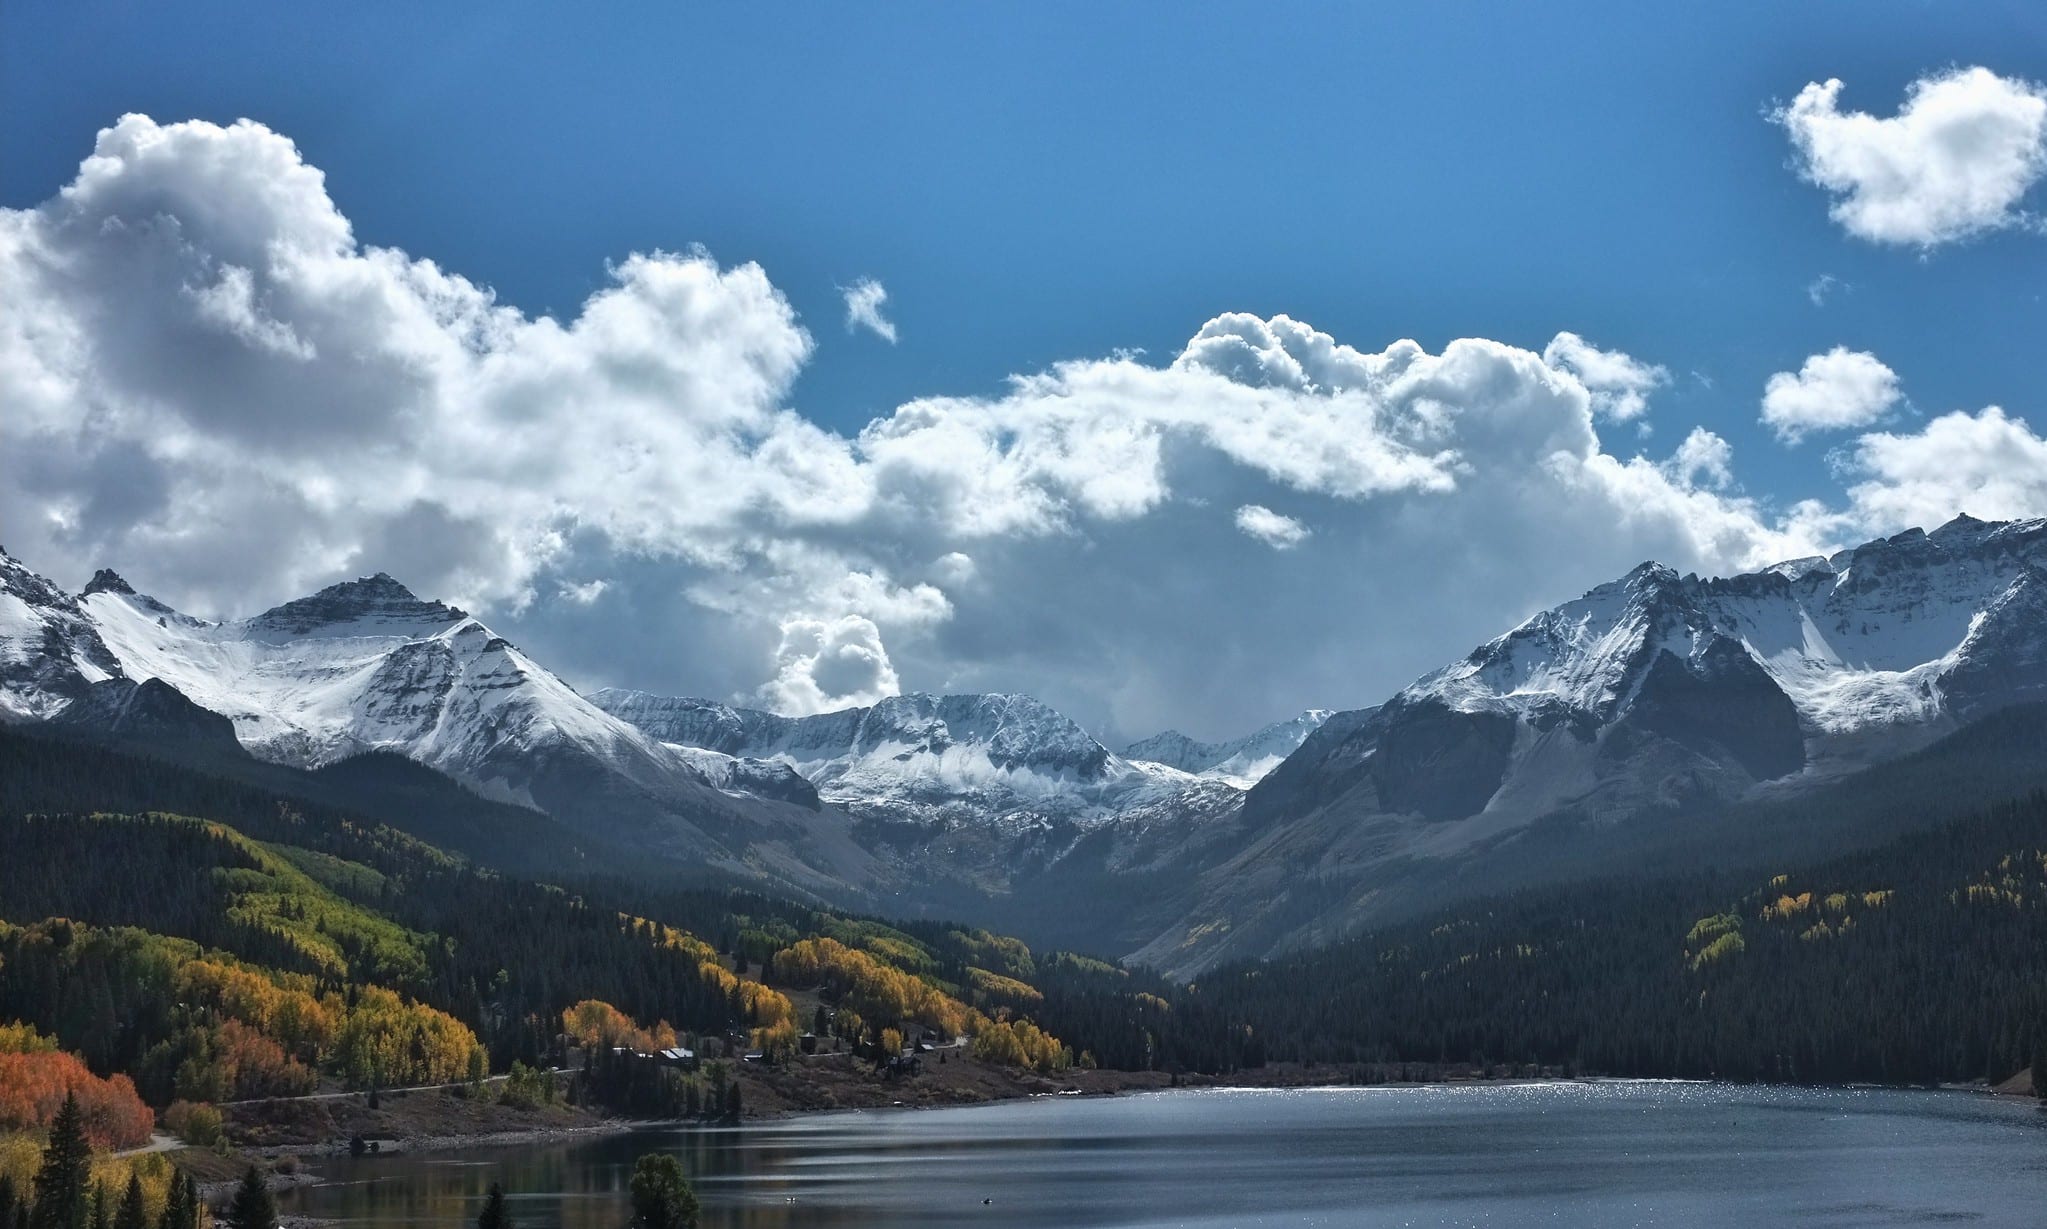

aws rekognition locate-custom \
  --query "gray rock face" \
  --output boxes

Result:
[246,573,469,638]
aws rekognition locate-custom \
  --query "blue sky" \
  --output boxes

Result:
[10,3,2043,490]
[5,4,2047,737]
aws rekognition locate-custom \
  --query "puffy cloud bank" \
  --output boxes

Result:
[5,115,2044,736]
[1775,67,2047,246]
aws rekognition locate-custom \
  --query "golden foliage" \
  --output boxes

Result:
[561,1000,676,1053]
[631,917,796,1029]
[966,967,1043,1006]
[1688,932,1746,970]
[968,1010,1069,1073]
[773,937,966,1036]
[332,986,480,1089]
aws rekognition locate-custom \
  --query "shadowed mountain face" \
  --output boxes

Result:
[48,676,247,755]
[1126,515,2047,975]
[6,514,2047,978]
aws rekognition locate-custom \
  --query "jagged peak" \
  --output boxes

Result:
[0,550,85,612]
[80,568,134,597]
[1765,556,1834,582]
[248,571,468,637]
[314,572,420,603]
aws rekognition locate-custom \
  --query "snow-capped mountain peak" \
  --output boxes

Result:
[1253,514,2047,855]
[0,549,125,720]
[246,572,471,640]
[80,568,136,597]
[1121,709,1333,787]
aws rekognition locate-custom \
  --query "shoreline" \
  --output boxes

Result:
[216,1061,2033,1168]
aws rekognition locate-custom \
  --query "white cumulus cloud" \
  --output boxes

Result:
[1775,67,2047,247]
[841,277,897,343]
[1761,347,1902,443]
[1234,505,1310,549]
[1819,407,2047,533]
[759,615,901,715]
[1666,428,1735,491]
[1541,332,1669,422]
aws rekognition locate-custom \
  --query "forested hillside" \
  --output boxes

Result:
[1090,786,2047,1085]
[0,727,1152,1154]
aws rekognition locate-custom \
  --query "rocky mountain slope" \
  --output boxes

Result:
[589,688,1244,828]
[0,557,878,900]
[587,687,1259,948]
[0,551,1270,930]
[1130,514,2047,974]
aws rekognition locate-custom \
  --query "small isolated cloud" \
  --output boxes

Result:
[1761,348,1903,444]
[1774,67,2047,247]
[757,614,900,715]
[1806,273,1843,306]
[1234,504,1310,549]
[556,578,609,605]
[1666,427,1734,490]
[1542,332,1668,421]
[841,277,897,343]
[931,552,977,584]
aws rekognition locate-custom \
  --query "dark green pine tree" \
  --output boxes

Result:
[627,1155,698,1229]
[1,1175,18,1229]
[155,1174,197,1229]
[112,1177,145,1229]
[475,1182,513,1229]
[86,1187,108,1229]
[31,1093,92,1229]
[723,1082,741,1122]
[152,1176,182,1229]
[224,1168,275,1229]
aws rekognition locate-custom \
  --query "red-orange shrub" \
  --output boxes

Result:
[0,1048,155,1149]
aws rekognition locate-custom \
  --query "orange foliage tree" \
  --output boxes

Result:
[0,1041,154,1150]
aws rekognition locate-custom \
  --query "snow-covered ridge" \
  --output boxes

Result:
[590,688,1252,827]
[1402,513,2047,739]
[0,559,719,807]
[0,554,123,720]
[1122,710,1333,788]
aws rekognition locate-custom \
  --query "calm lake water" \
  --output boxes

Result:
[278,1081,2047,1227]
